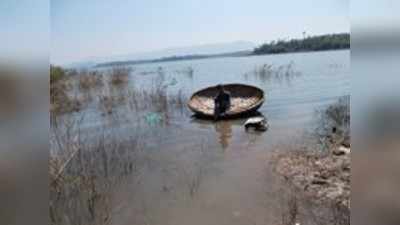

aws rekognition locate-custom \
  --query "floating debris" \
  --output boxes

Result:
[167,78,178,86]
[144,112,163,126]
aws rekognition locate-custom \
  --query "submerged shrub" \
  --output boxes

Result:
[79,70,104,90]
[109,67,132,85]
[246,62,301,84]
[50,66,83,115]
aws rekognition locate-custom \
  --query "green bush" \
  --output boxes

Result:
[50,65,66,84]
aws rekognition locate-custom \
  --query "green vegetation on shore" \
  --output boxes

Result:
[253,33,350,55]
[50,65,66,84]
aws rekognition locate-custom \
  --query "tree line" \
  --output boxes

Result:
[253,33,350,55]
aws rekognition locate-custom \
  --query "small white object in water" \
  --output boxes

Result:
[244,116,268,131]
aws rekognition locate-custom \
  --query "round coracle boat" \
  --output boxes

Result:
[187,84,265,119]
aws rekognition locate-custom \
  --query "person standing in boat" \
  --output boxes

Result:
[214,84,231,120]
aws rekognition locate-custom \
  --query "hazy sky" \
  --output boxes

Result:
[51,0,349,65]
[1,0,48,62]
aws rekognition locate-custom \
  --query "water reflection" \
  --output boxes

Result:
[190,113,268,150]
[214,121,233,150]
[245,128,264,147]
[189,117,234,149]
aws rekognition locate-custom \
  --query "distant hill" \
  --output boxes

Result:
[116,41,256,61]
[66,41,256,68]
[95,50,252,68]
[65,61,97,69]
[253,33,350,55]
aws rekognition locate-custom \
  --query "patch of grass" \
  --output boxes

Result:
[126,73,186,113]
[245,62,301,83]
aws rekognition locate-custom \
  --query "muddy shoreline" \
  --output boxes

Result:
[271,144,350,222]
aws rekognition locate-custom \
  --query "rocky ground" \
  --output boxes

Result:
[271,144,350,211]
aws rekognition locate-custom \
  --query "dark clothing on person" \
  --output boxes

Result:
[214,90,231,119]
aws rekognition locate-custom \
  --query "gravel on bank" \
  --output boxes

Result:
[271,145,350,210]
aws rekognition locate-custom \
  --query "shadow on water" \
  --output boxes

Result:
[214,121,233,150]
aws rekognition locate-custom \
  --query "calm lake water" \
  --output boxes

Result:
[124,49,349,145]
[53,50,350,225]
